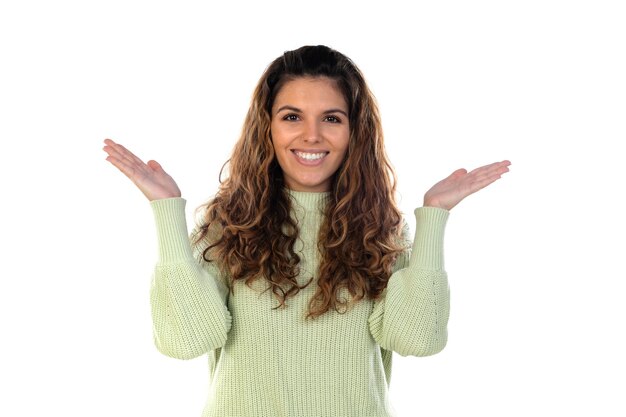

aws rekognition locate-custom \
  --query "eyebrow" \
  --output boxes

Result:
[275,105,348,118]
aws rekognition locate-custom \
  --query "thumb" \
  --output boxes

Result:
[451,168,467,177]
[147,160,163,171]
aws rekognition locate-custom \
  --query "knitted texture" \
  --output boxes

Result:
[149,190,450,417]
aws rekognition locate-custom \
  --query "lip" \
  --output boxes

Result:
[291,149,329,153]
[291,149,329,166]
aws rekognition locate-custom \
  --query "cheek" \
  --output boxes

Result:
[336,141,350,166]
[269,120,279,141]
[337,132,350,155]
[269,124,287,148]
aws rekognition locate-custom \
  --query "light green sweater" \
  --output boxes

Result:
[149,190,450,417]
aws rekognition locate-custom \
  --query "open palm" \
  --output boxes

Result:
[103,138,181,201]
[423,160,511,210]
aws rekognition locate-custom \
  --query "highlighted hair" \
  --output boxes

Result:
[192,45,407,320]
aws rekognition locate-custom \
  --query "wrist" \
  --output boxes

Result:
[423,199,447,210]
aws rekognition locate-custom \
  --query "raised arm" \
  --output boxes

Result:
[368,160,511,356]
[103,138,232,359]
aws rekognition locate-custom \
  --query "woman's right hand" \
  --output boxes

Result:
[103,138,182,201]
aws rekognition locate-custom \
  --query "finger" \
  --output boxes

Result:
[467,161,510,180]
[487,160,511,173]
[467,161,503,176]
[116,142,146,166]
[452,168,467,176]
[104,140,146,167]
[105,154,139,180]
[445,168,467,180]
[147,160,163,171]
[103,143,137,167]
[103,139,134,163]
[471,164,510,182]
[475,160,511,172]
[467,172,505,194]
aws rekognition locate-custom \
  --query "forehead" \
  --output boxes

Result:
[272,76,347,110]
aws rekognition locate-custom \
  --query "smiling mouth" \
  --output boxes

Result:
[292,150,329,161]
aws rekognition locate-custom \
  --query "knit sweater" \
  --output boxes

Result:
[149,190,450,417]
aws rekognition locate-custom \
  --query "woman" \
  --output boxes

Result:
[103,45,510,417]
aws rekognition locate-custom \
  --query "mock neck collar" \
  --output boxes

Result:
[285,188,331,212]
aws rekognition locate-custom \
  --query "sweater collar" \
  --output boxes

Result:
[285,188,331,213]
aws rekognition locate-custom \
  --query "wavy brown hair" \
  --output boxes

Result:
[191,45,408,320]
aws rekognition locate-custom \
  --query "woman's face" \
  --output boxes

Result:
[270,76,350,192]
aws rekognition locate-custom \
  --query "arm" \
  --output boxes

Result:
[149,197,232,360]
[368,206,450,357]
[102,140,233,358]
[367,159,511,356]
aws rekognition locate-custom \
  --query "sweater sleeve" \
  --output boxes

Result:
[149,197,232,360]
[368,206,450,357]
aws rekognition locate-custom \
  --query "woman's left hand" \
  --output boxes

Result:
[423,160,511,210]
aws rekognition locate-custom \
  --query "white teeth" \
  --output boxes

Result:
[294,151,327,160]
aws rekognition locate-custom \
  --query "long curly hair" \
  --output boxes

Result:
[191,45,407,320]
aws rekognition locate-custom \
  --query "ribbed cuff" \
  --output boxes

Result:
[149,197,194,263]
[409,206,450,270]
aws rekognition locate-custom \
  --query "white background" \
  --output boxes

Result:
[1,0,624,416]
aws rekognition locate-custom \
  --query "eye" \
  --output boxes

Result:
[283,113,300,121]
[325,115,342,123]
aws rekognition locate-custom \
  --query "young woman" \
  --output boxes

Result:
[103,45,510,417]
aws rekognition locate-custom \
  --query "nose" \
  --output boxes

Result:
[302,119,321,143]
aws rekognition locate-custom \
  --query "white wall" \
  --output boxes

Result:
[1,1,624,416]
